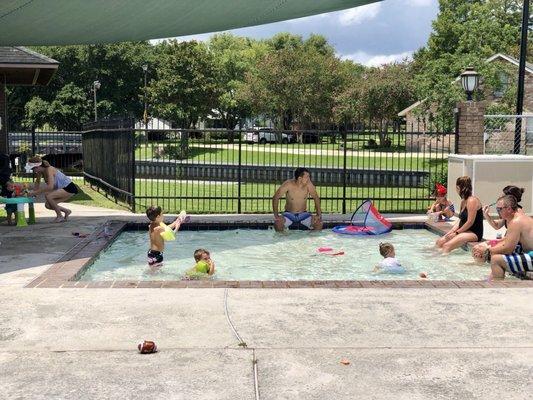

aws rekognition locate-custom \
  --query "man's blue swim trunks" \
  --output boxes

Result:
[283,211,312,230]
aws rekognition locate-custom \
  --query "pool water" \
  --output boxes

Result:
[80,229,491,281]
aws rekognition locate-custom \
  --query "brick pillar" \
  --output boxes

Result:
[456,100,486,154]
[0,82,7,154]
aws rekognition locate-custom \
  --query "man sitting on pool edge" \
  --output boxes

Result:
[472,195,533,280]
[272,167,322,232]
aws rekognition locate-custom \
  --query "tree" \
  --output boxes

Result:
[333,60,366,125]
[43,42,153,119]
[148,40,219,157]
[357,63,416,146]
[208,34,258,134]
[303,34,336,57]
[49,83,92,130]
[8,42,153,130]
[23,97,50,129]
[241,35,342,131]
[22,84,91,130]
[148,40,219,128]
[268,32,304,51]
[413,0,527,119]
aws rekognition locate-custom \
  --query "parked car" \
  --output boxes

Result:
[244,127,293,144]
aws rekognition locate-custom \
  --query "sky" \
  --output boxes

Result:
[164,0,440,67]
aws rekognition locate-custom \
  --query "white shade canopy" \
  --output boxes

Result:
[0,0,380,46]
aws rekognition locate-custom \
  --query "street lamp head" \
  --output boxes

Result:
[93,80,101,90]
[142,64,148,72]
[460,67,479,101]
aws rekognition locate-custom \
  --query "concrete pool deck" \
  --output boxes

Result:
[0,204,531,399]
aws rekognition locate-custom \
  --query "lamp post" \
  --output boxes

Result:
[93,80,101,122]
[513,0,529,154]
[142,64,148,129]
[460,67,479,101]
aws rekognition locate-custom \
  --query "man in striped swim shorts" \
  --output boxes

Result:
[485,195,533,280]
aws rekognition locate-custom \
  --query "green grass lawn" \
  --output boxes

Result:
[135,142,448,171]
[133,180,432,214]
[69,178,130,210]
[2,177,432,218]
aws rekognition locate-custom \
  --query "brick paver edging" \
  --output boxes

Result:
[25,220,533,289]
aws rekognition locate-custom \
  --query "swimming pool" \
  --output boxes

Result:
[80,228,490,281]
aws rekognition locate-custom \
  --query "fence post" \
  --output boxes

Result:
[0,83,7,155]
[453,108,459,154]
[237,129,242,214]
[456,101,486,154]
[514,0,529,154]
[342,126,347,214]
[131,118,136,213]
[31,126,36,155]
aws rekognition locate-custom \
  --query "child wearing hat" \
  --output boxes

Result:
[428,183,455,221]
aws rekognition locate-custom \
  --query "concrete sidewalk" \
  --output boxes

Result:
[0,205,531,399]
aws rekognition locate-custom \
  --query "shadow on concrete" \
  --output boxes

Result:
[0,212,136,275]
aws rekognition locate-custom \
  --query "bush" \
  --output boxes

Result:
[380,138,392,148]
[163,144,188,160]
[365,138,377,149]
[210,131,231,141]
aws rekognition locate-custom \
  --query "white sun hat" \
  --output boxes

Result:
[24,161,42,173]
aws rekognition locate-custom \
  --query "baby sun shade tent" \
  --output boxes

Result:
[332,199,392,235]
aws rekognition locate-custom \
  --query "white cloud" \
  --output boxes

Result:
[405,0,433,6]
[338,3,382,26]
[341,50,413,67]
[288,12,329,25]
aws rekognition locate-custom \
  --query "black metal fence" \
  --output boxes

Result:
[483,114,533,155]
[8,129,83,172]
[82,119,136,210]
[82,119,454,214]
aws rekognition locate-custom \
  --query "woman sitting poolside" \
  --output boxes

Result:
[436,176,483,253]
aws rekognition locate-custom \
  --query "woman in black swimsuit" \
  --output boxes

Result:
[436,176,483,253]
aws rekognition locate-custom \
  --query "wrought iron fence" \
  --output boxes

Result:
[484,114,533,155]
[82,119,136,209]
[82,119,454,214]
[8,129,82,172]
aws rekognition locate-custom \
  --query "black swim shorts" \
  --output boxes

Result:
[147,250,164,266]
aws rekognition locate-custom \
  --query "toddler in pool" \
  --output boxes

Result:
[373,242,406,274]
[185,248,216,279]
